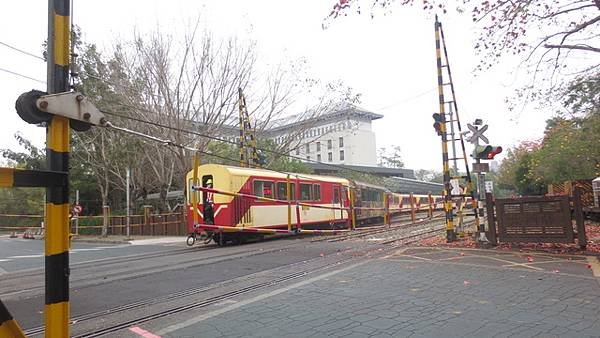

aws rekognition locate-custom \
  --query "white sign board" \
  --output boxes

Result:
[485,181,494,193]
[450,179,461,195]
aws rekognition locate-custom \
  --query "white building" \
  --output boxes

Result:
[266,104,382,166]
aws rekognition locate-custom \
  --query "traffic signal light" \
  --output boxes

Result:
[256,150,267,166]
[432,113,444,136]
[473,145,503,159]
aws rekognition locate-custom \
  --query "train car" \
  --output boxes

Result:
[352,181,390,224]
[186,164,351,243]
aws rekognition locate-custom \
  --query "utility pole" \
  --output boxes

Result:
[45,0,71,336]
[126,167,131,239]
[467,118,503,243]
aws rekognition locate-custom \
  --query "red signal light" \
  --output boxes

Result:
[487,146,503,159]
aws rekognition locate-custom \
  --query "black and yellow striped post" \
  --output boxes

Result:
[191,152,200,226]
[0,300,25,338]
[238,88,247,167]
[435,16,456,242]
[0,168,67,188]
[46,0,71,336]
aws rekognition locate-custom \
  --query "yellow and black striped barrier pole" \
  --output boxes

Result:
[46,0,71,336]
[435,16,456,242]
[0,168,67,188]
[287,174,292,232]
[238,88,247,167]
[0,300,25,338]
[191,152,200,226]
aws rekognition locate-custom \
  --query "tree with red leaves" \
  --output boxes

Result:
[326,0,600,107]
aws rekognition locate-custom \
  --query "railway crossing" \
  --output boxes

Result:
[0,3,598,338]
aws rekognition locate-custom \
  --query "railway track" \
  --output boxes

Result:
[3,212,459,301]
[23,215,454,337]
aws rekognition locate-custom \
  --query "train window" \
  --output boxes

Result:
[300,183,312,201]
[276,182,296,200]
[313,184,321,201]
[188,178,200,204]
[333,187,340,204]
[253,180,274,199]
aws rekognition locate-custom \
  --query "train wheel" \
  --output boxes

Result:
[214,233,225,246]
[203,233,214,244]
[186,234,196,246]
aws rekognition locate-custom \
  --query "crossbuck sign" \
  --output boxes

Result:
[467,123,489,144]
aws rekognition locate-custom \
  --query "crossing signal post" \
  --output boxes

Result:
[3,1,104,335]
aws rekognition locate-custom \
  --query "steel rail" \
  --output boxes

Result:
[23,215,453,337]
[69,224,446,338]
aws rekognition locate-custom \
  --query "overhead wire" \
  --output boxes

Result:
[99,106,389,180]
[102,115,353,187]
[0,39,395,184]
[0,67,45,84]
[0,41,45,61]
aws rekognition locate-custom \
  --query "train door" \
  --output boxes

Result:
[333,185,341,220]
[202,175,214,224]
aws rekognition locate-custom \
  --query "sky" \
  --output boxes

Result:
[0,0,554,171]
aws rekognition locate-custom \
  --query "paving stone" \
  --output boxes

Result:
[165,249,600,338]
[363,317,402,331]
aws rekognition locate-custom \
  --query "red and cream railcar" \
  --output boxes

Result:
[186,164,351,236]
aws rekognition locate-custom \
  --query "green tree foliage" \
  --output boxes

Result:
[498,114,600,196]
[1,133,45,170]
[0,134,45,215]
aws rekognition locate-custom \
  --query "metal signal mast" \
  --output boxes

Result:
[238,88,261,167]
[433,15,481,242]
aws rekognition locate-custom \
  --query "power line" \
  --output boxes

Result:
[100,107,381,178]
[102,116,351,186]
[0,41,45,61]
[0,67,45,84]
[374,87,437,111]
[0,40,393,180]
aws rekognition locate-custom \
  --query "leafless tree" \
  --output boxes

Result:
[74,19,362,210]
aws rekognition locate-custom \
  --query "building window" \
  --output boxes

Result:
[306,143,310,153]
[328,152,332,162]
[296,148,300,155]
[339,137,344,147]
[306,155,310,161]
[317,154,321,162]
[316,142,321,152]
[327,140,332,149]
[340,150,345,161]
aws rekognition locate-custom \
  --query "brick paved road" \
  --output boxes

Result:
[156,247,600,338]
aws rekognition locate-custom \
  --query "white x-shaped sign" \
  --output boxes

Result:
[466,124,489,144]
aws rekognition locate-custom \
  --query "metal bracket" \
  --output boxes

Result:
[36,92,108,127]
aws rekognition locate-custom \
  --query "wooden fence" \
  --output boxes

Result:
[485,187,587,249]
[0,208,187,236]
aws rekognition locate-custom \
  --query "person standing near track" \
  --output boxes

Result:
[203,178,215,224]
